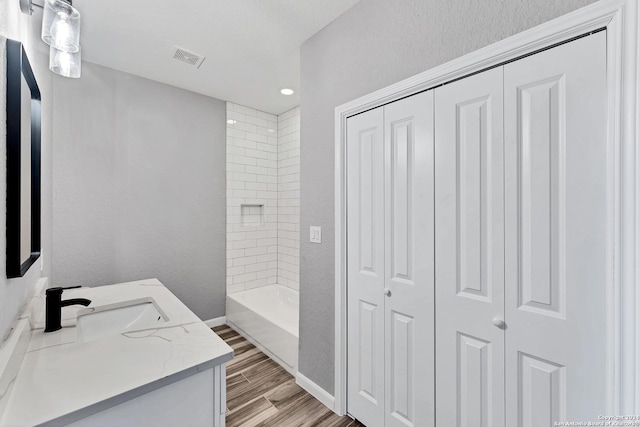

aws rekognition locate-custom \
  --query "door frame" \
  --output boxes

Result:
[334,0,640,416]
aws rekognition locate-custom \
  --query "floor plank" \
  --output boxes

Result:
[226,397,278,427]
[311,410,356,427]
[264,379,307,410]
[227,364,291,410]
[226,350,270,377]
[241,359,283,382]
[253,393,329,426]
[214,325,361,426]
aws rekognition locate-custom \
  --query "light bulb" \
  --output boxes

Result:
[42,0,80,53]
[51,18,72,47]
[50,45,81,78]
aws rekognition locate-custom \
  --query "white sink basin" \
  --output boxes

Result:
[76,297,169,343]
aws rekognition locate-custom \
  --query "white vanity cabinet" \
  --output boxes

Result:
[68,365,226,427]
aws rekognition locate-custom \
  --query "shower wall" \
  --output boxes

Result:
[277,108,301,291]
[226,103,300,294]
[226,103,279,294]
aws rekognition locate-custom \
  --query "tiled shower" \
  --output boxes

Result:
[225,103,300,294]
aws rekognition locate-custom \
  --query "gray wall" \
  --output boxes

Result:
[298,0,597,394]
[0,5,54,340]
[52,62,227,321]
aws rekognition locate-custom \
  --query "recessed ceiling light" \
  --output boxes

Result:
[280,88,294,96]
[227,119,236,124]
[268,129,275,133]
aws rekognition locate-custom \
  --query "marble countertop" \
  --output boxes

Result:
[0,279,233,426]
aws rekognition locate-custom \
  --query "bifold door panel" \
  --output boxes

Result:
[503,31,607,425]
[347,91,435,427]
[347,107,386,426]
[435,66,505,427]
[383,92,435,427]
[347,31,607,427]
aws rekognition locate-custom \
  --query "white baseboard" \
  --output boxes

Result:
[204,317,226,328]
[295,372,336,413]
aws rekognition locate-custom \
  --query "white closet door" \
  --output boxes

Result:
[435,67,505,427]
[383,91,435,427]
[504,32,608,425]
[347,107,386,426]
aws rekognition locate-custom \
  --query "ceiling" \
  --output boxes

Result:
[73,0,360,115]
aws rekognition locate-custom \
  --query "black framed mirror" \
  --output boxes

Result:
[6,39,41,278]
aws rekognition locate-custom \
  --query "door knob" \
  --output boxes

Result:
[384,288,391,297]
[492,316,507,330]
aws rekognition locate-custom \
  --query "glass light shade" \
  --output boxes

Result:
[42,0,80,53]
[49,45,81,78]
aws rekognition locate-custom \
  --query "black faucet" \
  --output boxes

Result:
[44,286,92,333]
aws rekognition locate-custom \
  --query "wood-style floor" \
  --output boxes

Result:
[213,325,364,427]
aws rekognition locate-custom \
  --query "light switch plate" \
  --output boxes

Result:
[310,226,322,244]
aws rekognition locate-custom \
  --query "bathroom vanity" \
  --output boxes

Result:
[0,278,233,426]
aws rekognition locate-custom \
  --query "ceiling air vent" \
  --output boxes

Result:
[171,46,206,68]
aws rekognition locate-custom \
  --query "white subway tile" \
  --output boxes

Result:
[245,182,268,191]
[227,284,246,294]
[228,266,246,276]
[226,232,246,241]
[280,190,299,199]
[256,253,278,263]
[227,145,245,156]
[256,110,277,121]
[234,104,259,117]
[232,240,257,249]
[231,172,257,182]
[256,238,278,247]
[255,126,275,137]
[226,163,245,173]
[245,230,270,240]
[245,165,270,175]
[227,110,246,122]
[235,140,258,150]
[227,128,246,139]
[256,159,277,168]
[245,262,268,273]
[246,132,268,143]
[228,180,245,190]
[279,157,300,168]
[233,255,257,266]
[235,121,257,133]
[279,107,299,121]
[245,278,268,290]
[227,249,245,259]
[278,173,300,183]
[244,246,267,256]
[255,142,278,153]
[228,155,257,166]
[256,269,277,279]
[234,272,258,283]
[245,115,270,128]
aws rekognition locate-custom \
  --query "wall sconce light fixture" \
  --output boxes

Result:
[19,0,82,78]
